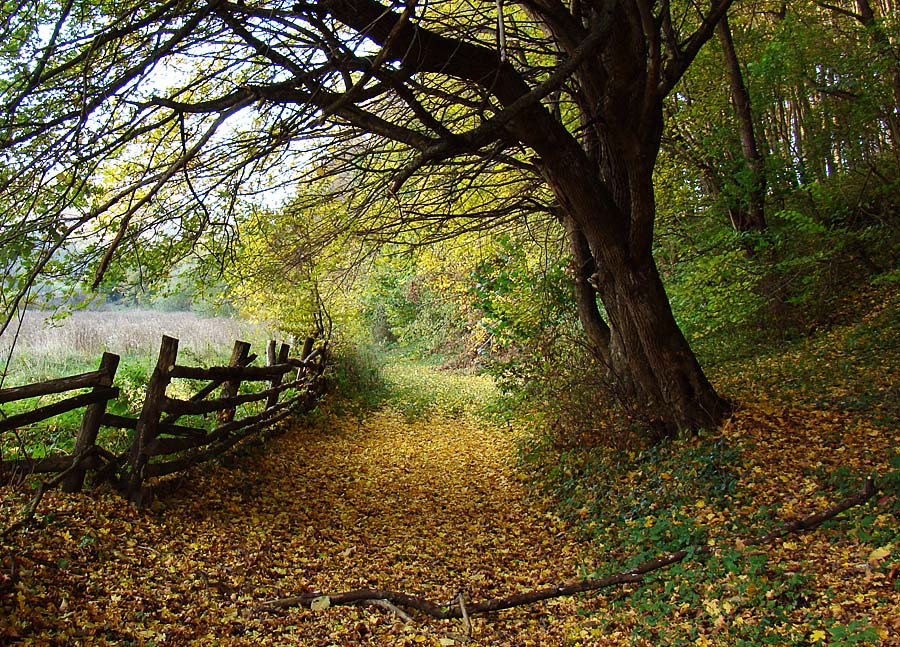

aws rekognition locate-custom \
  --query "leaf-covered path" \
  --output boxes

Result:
[4,344,898,646]
[1,400,588,645]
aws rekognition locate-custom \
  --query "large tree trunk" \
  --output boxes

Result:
[539,137,730,433]
[584,221,729,434]
[596,249,729,433]
[527,89,730,432]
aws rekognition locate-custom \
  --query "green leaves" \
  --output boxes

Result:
[468,235,571,349]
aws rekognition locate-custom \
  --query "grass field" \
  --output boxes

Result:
[0,308,280,459]
[1,309,275,385]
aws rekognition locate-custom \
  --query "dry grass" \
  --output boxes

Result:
[0,309,275,386]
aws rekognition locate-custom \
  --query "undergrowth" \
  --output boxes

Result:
[708,286,900,430]
[518,280,900,646]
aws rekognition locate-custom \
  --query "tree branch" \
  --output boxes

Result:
[258,477,878,619]
[390,21,609,191]
[813,1,864,21]
[660,0,734,97]
[90,99,252,289]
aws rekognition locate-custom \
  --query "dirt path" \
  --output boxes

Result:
[1,407,591,646]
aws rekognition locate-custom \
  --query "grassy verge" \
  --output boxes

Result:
[323,343,499,421]
[709,286,900,430]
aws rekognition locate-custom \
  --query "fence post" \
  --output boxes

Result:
[301,337,314,362]
[219,340,251,423]
[295,336,314,382]
[62,352,120,493]
[314,341,327,396]
[266,341,291,409]
[126,335,178,503]
[266,339,276,374]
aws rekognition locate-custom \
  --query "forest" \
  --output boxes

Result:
[0,0,898,644]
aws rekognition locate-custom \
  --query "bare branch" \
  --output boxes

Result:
[391,20,609,191]
[661,0,734,96]
[258,478,878,619]
[90,99,252,289]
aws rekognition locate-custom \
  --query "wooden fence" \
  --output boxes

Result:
[0,335,326,503]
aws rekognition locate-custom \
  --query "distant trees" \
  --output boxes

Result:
[664,0,898,208]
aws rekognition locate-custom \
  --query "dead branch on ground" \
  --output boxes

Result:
[258,477,878,619]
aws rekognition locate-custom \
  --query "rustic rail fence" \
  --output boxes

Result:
[0,335,326,503]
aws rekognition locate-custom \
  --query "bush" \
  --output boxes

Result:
[321,340,390,416]
[659,157,900,369]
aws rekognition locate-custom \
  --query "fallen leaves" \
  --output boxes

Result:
[2,298,899,646]
[1,405,586,645]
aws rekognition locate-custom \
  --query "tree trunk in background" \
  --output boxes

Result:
[717,13,767,232]
[853,0,900,150]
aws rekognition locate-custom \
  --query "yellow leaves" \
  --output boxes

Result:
[136,627,167,642]
[867,544,892,566]
[2,360,897,647]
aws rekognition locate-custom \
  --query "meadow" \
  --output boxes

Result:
[0,308,279,459]
[1,309,275,383]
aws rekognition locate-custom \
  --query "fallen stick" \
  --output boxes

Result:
[258,477,878,619]
[358,598,415,623]
[1,448,95,538]
[458,592,471,637]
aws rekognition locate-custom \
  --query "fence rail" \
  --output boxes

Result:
[0,335,326,503]
[0,368,113,404]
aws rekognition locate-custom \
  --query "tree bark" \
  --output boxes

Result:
[508,10,730,433]
[852,0,900,148]
[562,214,612,367]
[598,252,729,432]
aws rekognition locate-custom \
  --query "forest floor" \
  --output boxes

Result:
[1,292,899,646]
[1,369,593,646]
